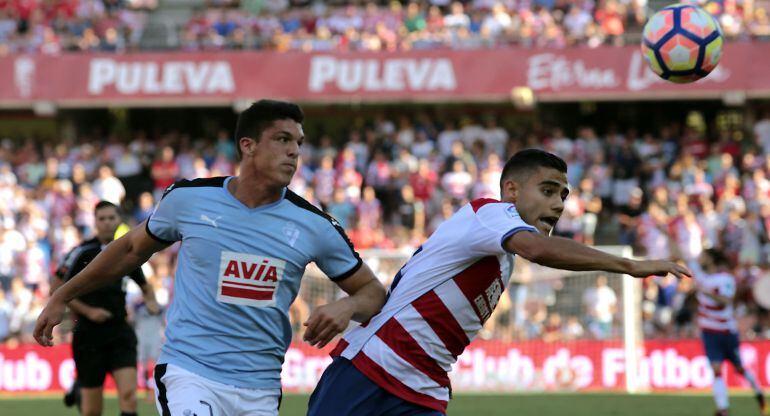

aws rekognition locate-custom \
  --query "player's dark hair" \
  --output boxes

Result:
[233,99,304,160]
[703,248,730,268]
[95,200,120,214]
[500,148,568,189]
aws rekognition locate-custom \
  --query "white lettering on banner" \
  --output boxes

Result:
[0,352,53,391]
[13,57,35,98]
[527,53,619,91]
[88,59,235,95]
[626,52,731,91]
[281,349,332,390]
[542,349,594,389]
[308,56,457,93]
[58,358,75,391]
[452,348,535,389]
[602,348,625,387]
[603,348,712,389]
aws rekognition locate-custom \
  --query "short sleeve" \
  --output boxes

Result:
[129,267,147,286]
[146,184,182,244]
[314,218,363,282]
[470,201,537,256]
[58,246,87,282]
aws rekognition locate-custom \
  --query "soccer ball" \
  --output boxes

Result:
[641,3,724,84]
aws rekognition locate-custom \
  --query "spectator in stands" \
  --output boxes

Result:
[582,275,617,339]
[92,165,126,205]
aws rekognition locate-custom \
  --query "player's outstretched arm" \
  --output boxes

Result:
[33,224,169,346]
[504,231,691,279]
[303,263,386,348]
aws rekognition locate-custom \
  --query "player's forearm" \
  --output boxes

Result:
[53,237,153,304]
[66,299,97,318]
[527,236,634,274]
[346,279,386,322]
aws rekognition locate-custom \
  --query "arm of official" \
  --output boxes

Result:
[139,282,161,316]
[504,230,691,279]
[34,225,169,346]
[127,263,160,315]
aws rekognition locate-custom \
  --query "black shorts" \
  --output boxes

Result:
[72,322,138,388]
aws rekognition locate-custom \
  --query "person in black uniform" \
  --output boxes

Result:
[52,201,159,416]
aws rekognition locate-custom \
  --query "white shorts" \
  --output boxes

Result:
[154,363,281,416]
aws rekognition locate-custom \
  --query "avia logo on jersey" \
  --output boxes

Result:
[217,251,286,307]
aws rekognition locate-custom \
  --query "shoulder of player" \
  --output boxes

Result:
[284,189,341,228]
[161,176,228,199]
[469,198,508,213]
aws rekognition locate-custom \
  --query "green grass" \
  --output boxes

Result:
[0,392,762,415]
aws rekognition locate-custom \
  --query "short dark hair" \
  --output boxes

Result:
[703,248,730,268]
[94,200,120,213]
[500,148,568,189]
[233,99,304,159]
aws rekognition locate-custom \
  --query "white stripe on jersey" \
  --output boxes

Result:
[695,272,736,332]
[433,278,483,341]
[394,305,454,372]
[362,335,449,402]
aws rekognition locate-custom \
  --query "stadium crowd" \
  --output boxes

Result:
[1,0,770,54]
[1,110,770,347]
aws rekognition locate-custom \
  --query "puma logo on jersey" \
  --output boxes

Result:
[200,214,221,228]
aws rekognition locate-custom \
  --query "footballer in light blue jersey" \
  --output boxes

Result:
[146,176,361,388]
[35,100,386,416]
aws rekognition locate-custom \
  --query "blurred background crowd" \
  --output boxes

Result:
[2,0,770,54]
[1,107,770,346]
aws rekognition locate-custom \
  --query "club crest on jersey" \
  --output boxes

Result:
[217,251,285,307]
[505,205,518,218]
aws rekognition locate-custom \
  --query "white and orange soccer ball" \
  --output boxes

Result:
[641,3,724,84]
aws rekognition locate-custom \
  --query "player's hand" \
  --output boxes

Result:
[33,295,67,347]
[303,298,355,349]
[145,300,161,315]
[629,260,692,279]
[87,307,113,323]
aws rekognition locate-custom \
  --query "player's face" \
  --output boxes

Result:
[245,119,304,188]
[508,167,569,235]
[94,206,121,243]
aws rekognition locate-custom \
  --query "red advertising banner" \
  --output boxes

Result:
[0,43,768,107]
[2,339,768,393]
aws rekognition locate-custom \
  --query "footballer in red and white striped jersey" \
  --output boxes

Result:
[308,149,691,416]
[332,198,536,411]
[689,249,768,416]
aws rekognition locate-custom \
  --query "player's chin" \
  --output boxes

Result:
[535,221,553,235]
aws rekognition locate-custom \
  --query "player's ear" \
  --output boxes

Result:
[502,178,519,202]
[239,137,256,156]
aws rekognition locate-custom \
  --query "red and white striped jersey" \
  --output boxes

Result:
[332,198,536,412]
[689,261,737,333]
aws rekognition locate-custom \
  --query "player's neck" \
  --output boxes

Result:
[228,175,283,208]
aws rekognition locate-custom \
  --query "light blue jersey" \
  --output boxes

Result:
[146,176,362,389]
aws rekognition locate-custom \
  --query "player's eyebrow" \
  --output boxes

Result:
[540,179,570,198]
[539,180,566,189]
